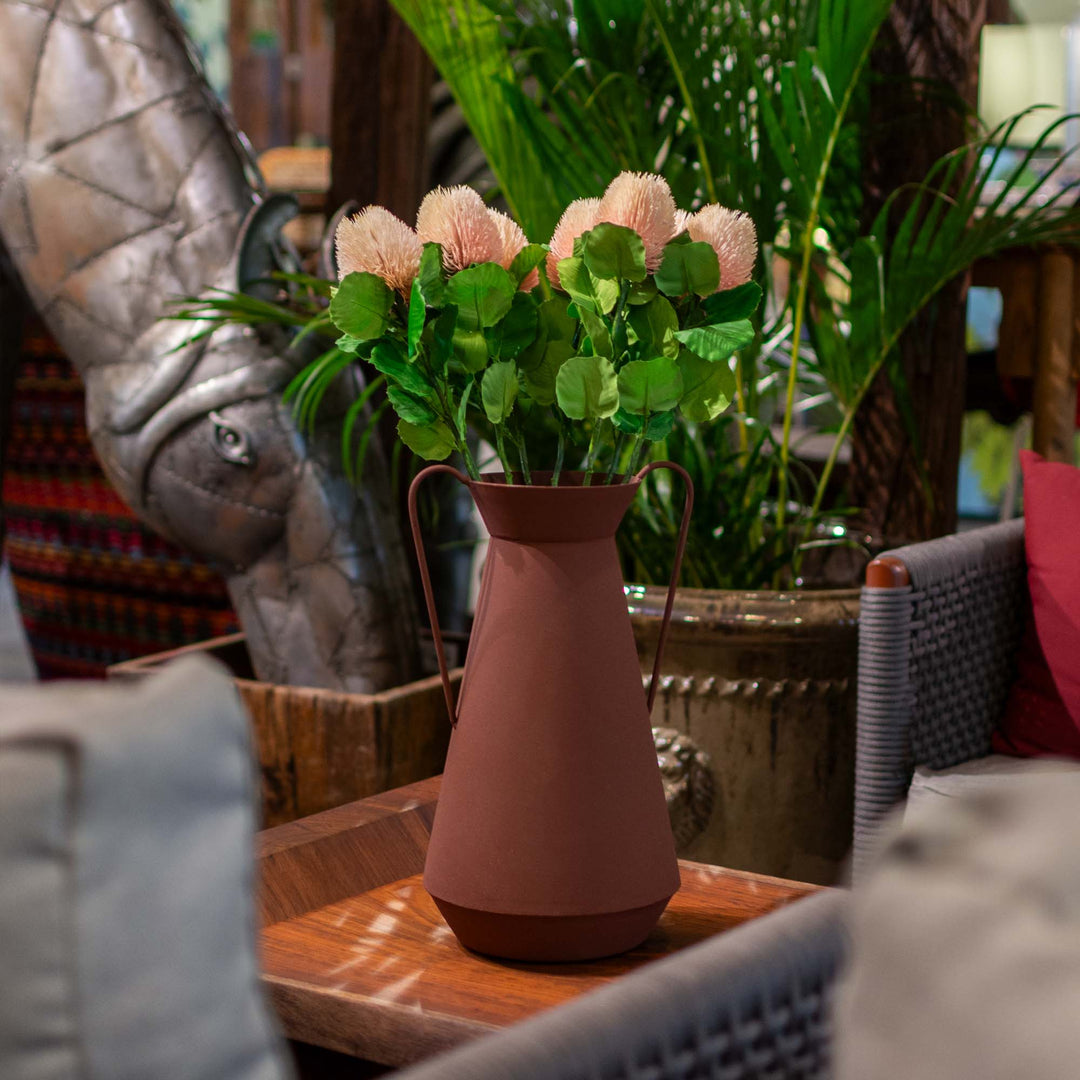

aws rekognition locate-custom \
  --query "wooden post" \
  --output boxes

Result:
[851,1,988,544]
[328,1,433,222]
[1033,250,1078,461]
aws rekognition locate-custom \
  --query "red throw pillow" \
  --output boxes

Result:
[993,450,1080,758]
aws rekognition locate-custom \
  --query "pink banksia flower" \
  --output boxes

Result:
[546,197,602,288]
[489,208,539,291]
[597,172,677,272]
[335,206,423,296]
[416,185,503,274]
[686,205,758,291]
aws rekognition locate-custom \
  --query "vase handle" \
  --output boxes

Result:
[408,463,470,728]
[633,460,695,713]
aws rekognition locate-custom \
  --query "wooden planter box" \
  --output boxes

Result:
[108,634,460,828]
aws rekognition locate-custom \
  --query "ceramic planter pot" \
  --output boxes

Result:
[409,464,692,962]
[629,586,859,884]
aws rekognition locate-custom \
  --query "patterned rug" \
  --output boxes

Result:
[3,321,238,679]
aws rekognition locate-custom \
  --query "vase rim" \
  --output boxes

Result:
[469,469,640,491]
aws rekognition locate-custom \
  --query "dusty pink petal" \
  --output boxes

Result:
[672,209,692,236]
[489,208,538,291]
[597,171,677,272]
[546,197,602,289]
[687,205,758,291]
[416,185,503,273]
[335,205,423,296]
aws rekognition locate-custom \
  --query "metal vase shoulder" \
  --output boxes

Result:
[409,465,692,961]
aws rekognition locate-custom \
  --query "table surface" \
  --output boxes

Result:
[257,776,822,1068]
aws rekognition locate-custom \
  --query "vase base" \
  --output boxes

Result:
[430,894,673,962]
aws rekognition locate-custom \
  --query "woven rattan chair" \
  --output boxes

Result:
[853,519,1028,877]
[392,889,847,1080]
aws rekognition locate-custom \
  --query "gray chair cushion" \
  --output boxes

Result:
[0,656,293,1080]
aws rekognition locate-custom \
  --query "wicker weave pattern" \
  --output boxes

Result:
[393,891,846,1080]
[854,521,1027,876]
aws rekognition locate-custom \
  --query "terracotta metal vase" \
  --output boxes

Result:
[408,463,693,962]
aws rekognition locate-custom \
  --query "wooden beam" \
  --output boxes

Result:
[328,1,433,222]
[851,0,988,543]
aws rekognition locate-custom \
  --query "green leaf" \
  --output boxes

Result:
[455,379,475,439]
[612,407,678,440]
[701,282,763,325]
[386,384,437,425]
[444,263,516,330]
[556,255,619,314]
[627,295,679,359]
[555,354,619,420]
[617,356,684,415]
[508,243,548,285]
[677,349,736,422]
[517,296,577,373]
[369,341,433,398]
[486,291,538,359]
[417,242,446,307]
[430,304,457,374]
[481,360,519,423]
[329,272,395,341]
[521,340,574,406]
[397,419,457,461]
[655,241,720,298]
[626,278,658,306]
[675,320,755,363]
[453,328,489,373]
[583,222,647,282]
[579,306,612,358]
[335,334,364,355]
[407,279,426,359]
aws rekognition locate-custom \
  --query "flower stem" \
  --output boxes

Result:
[582,422,603,486]
[552,421,566,486]
[494,425,515,484]
[605,432,626,484]
[515,433,532,485]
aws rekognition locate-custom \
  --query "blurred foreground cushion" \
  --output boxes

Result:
[836,772,1080,1080]
[0,656,292,1080]
[992,450,1080,757]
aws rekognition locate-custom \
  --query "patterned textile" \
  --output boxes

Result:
[3,321,237,679]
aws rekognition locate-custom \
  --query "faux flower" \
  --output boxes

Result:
[672,208,692,236]
[335,206,423,296]
[416,185,504,274]
[597,172,677,272]
[686,205,758,291]
[546,197,602,288]
[489,208,539,291]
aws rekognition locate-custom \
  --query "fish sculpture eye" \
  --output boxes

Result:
[208,411,254,467]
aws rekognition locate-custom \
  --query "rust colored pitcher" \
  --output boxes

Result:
[408,463,693,962]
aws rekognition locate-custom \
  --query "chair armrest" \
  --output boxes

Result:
[854,519,1027,876]
[393,890,848,1080]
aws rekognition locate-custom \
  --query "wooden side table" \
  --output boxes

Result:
[257,776,822,1069]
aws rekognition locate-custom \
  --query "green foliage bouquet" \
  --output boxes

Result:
[323,171,760,484]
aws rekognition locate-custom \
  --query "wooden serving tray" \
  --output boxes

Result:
[257,776,821,1068]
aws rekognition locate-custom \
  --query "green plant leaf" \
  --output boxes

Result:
[386,384,437,425]
[627,295,679,359]
[444,263,516,330]
[397,419,457,461]
[369,340,433,398]
[452,328,489,372]
[486,291,538,359]
[655,241,720,298]
[555,354,619,420]
[417,242,446,307]
[612,407,678,440]
[481,360,519,422]
[579,306,612,358]
[329,271,395,340]
[617,356,684,415]
[455,379,475,439]
[407,279,426,359]
[626,278,658,306]
[583,222,647,282]
[509,243,548,285]
[556,255,619,314]
[521,340,574,406]
[701,282,763,324]
[430,304,457,374]
[335,334,365,355]
[677,349,736,422]
[675,320,755,363]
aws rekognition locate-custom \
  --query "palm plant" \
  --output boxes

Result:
[390,0,1080,587]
